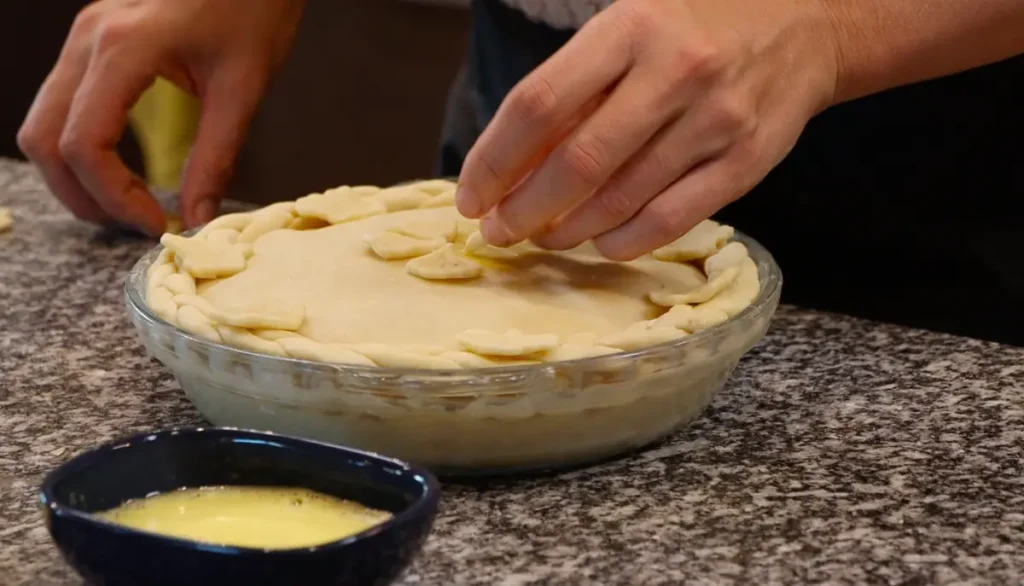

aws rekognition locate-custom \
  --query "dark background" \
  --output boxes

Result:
[0,0,471,200]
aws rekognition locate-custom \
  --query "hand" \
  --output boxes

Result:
[17,0,305,236]
[455,0,838,260]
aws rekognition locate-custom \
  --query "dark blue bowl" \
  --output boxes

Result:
[40,427,441,586]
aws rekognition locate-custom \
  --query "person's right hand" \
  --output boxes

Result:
[17,0,306,236]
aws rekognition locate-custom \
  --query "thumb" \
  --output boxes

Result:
[180,68,264,228]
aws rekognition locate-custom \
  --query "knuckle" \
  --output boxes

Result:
[614,1,656,39]
[57,132,93,169]
[593,183,638,221]
[709,94,756,136]
[561,133,609,185]
[15,124,49,161]
[93,16,142,53]
[496,208,527,239]
[666,41,730,89]
[508,76,560,126]
[644,200,687,244]
[689,42,731,81]
[465,148,502,185]
[69,4,104,37]
[643,145,675,180]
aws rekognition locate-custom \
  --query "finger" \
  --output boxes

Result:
[180,65,265,228]
[455,7,636,219]
[61,44,166,236]
[534,92,753,250]
[479,67,683,247]
[17,7,110,224]
[593,150,760,261]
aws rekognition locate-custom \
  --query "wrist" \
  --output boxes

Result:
[812,0,864,105]
[784,0,846,114]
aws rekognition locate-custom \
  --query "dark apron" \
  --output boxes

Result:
[437,0,1024,346]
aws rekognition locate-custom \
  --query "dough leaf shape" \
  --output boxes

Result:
[454,218,481,242]
[652,220,734,262]
[203,229,240,246]
[436,351,505,368]
[457,329,558,357]
[162,273,196,296]
[694,257,760,317]
[420,191,457,208]
[648,266,740,306]
[207,299,305,331]
[412,179,458,196]
[160,233,249,279]
[289,216,330,231]
[545,343,619,361]
[392,219,457,242]
[651,304,729,333]
[366,231,446,260]
[464,231,521,259]
[406,243,483,280]
[199,212,252,235]
[295,187,387,224]
[375,185,431,211]
[237,202,295,243]
[703,241,750,279]
[598,322,687,350]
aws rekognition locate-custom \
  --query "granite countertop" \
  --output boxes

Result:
[2,158,1022,585]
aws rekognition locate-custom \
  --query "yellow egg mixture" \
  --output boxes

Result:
[96,486,392,549]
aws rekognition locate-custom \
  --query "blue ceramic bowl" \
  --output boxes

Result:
[40,427,440,586]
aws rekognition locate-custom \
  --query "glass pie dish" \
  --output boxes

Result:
[125,230,781,476]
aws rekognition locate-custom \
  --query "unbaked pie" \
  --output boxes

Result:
[145,179,760,369]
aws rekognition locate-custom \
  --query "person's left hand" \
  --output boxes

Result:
[455,0,840,260]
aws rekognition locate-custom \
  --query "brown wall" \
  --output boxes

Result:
[0,1,145,172]
[0,0,470,204]
[229,0,471,204]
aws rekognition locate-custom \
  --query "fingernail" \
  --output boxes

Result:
[531,232,562,251]
[481,214,512,247]
[456,186,480,218]
[192,198,219,226]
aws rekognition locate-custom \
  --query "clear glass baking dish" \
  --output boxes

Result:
[125,230,781,476]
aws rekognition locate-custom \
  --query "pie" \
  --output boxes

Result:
[145,179,760,369]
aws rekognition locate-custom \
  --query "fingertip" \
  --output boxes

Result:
[480,214,516,247]
[186,197,219,228]
[135,208,167,238]
[530,229,579,251]
[133,188,168,237]
[593,234,644,262]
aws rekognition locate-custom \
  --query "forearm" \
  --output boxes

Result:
[821,0,1024,103]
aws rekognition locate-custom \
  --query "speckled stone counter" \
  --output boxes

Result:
[2,158,1023,586]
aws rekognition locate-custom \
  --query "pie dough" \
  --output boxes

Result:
[145,179,761,368]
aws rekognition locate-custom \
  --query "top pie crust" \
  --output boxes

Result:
[145,179,760,369]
